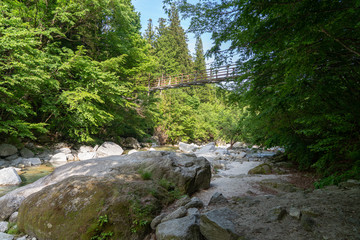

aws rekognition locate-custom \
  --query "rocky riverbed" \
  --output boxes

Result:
[0,141,359,240]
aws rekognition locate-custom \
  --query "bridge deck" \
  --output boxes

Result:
[137,65,239,91]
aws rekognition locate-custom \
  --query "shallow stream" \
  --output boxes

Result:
[0,164,54,197]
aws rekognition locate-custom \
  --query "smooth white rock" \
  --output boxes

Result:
[0,221,8,232]
[78,146,94,153]
[127,149,138,155]
[96,142,123,157]
[78,152,96,161]
[0,232,13,240]
[49,153,67,167]
[54,148,71,154]
[0,168,21,185]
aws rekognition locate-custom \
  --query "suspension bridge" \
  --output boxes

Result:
[136,65,240,91]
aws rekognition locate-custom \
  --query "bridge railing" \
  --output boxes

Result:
[135,64,239,90]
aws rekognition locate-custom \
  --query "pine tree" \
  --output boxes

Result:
[194,36,206,73]
[144,19,156,47]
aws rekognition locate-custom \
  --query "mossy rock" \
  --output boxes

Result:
[17,175,178,240]
[248,163,272,175]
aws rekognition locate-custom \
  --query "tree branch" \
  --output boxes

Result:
[320,28,360,57]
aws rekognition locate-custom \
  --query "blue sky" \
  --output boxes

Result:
[132,0,214,64]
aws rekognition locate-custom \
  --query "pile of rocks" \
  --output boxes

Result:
[0,144,41,169]
[0,140,139,170]
[152,192,240,240]
[179,142,281,174]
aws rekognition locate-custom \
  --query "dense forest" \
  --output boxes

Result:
[167,0,360,185]
[1,0,359,185]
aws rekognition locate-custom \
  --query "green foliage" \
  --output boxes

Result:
[0,0,156,143]
[138,169,152,180]
[169,0,360,181]
[157,178,183,201]
[129,200,154,234]
[6,222,20,235]
[90,215,113,240]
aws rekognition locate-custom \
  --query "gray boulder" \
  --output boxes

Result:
[54,147,71,154]
[185,197,204,209]
[96,141,123,157]
[19,148,34,158]
[151,214,166,230]
[196,142,216,154]
[0,221,8,232]
[179,142,199,153]
[266,206,287,222]
[161,206,187,223]
[5,154,19,161]
[0,144,18,157]
[0,151,211,221]
[0,160,7,167]
[9,212,18,223]
[175,195,191,208]
[231,142,245,149]
[0,168,22,185]
[49,153,67,167]
[187,208,200,216]
[208,192,228,206]
[238,151,247,158]
[200,208,241,240]
[156,215,202,240]
[0,232,13,240]
[15,236,27,240]
[36,150,52,161]
[121,137,141,149]
[21,158,41,167]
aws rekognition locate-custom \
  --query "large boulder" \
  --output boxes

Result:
[19,148,34,158]
[156,215,202,240]
[18,176,163,240]
[96,141,124,157]
[0,151,211,221]
[49,152,67,167]
[0,144,17,157]
[248,163,272,174]
[0,167,22,185]
[200,208,241,240]
[121,137,141,149]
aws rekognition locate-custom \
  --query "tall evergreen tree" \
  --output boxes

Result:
[194,36,206,73]
[144,19,156,47]
[153,6,193,75]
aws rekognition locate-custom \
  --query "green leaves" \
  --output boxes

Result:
[169,0,360,180]
[0,0,154,143]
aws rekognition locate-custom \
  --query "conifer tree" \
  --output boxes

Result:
[194,36,206,73]
[144,19,156,47]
